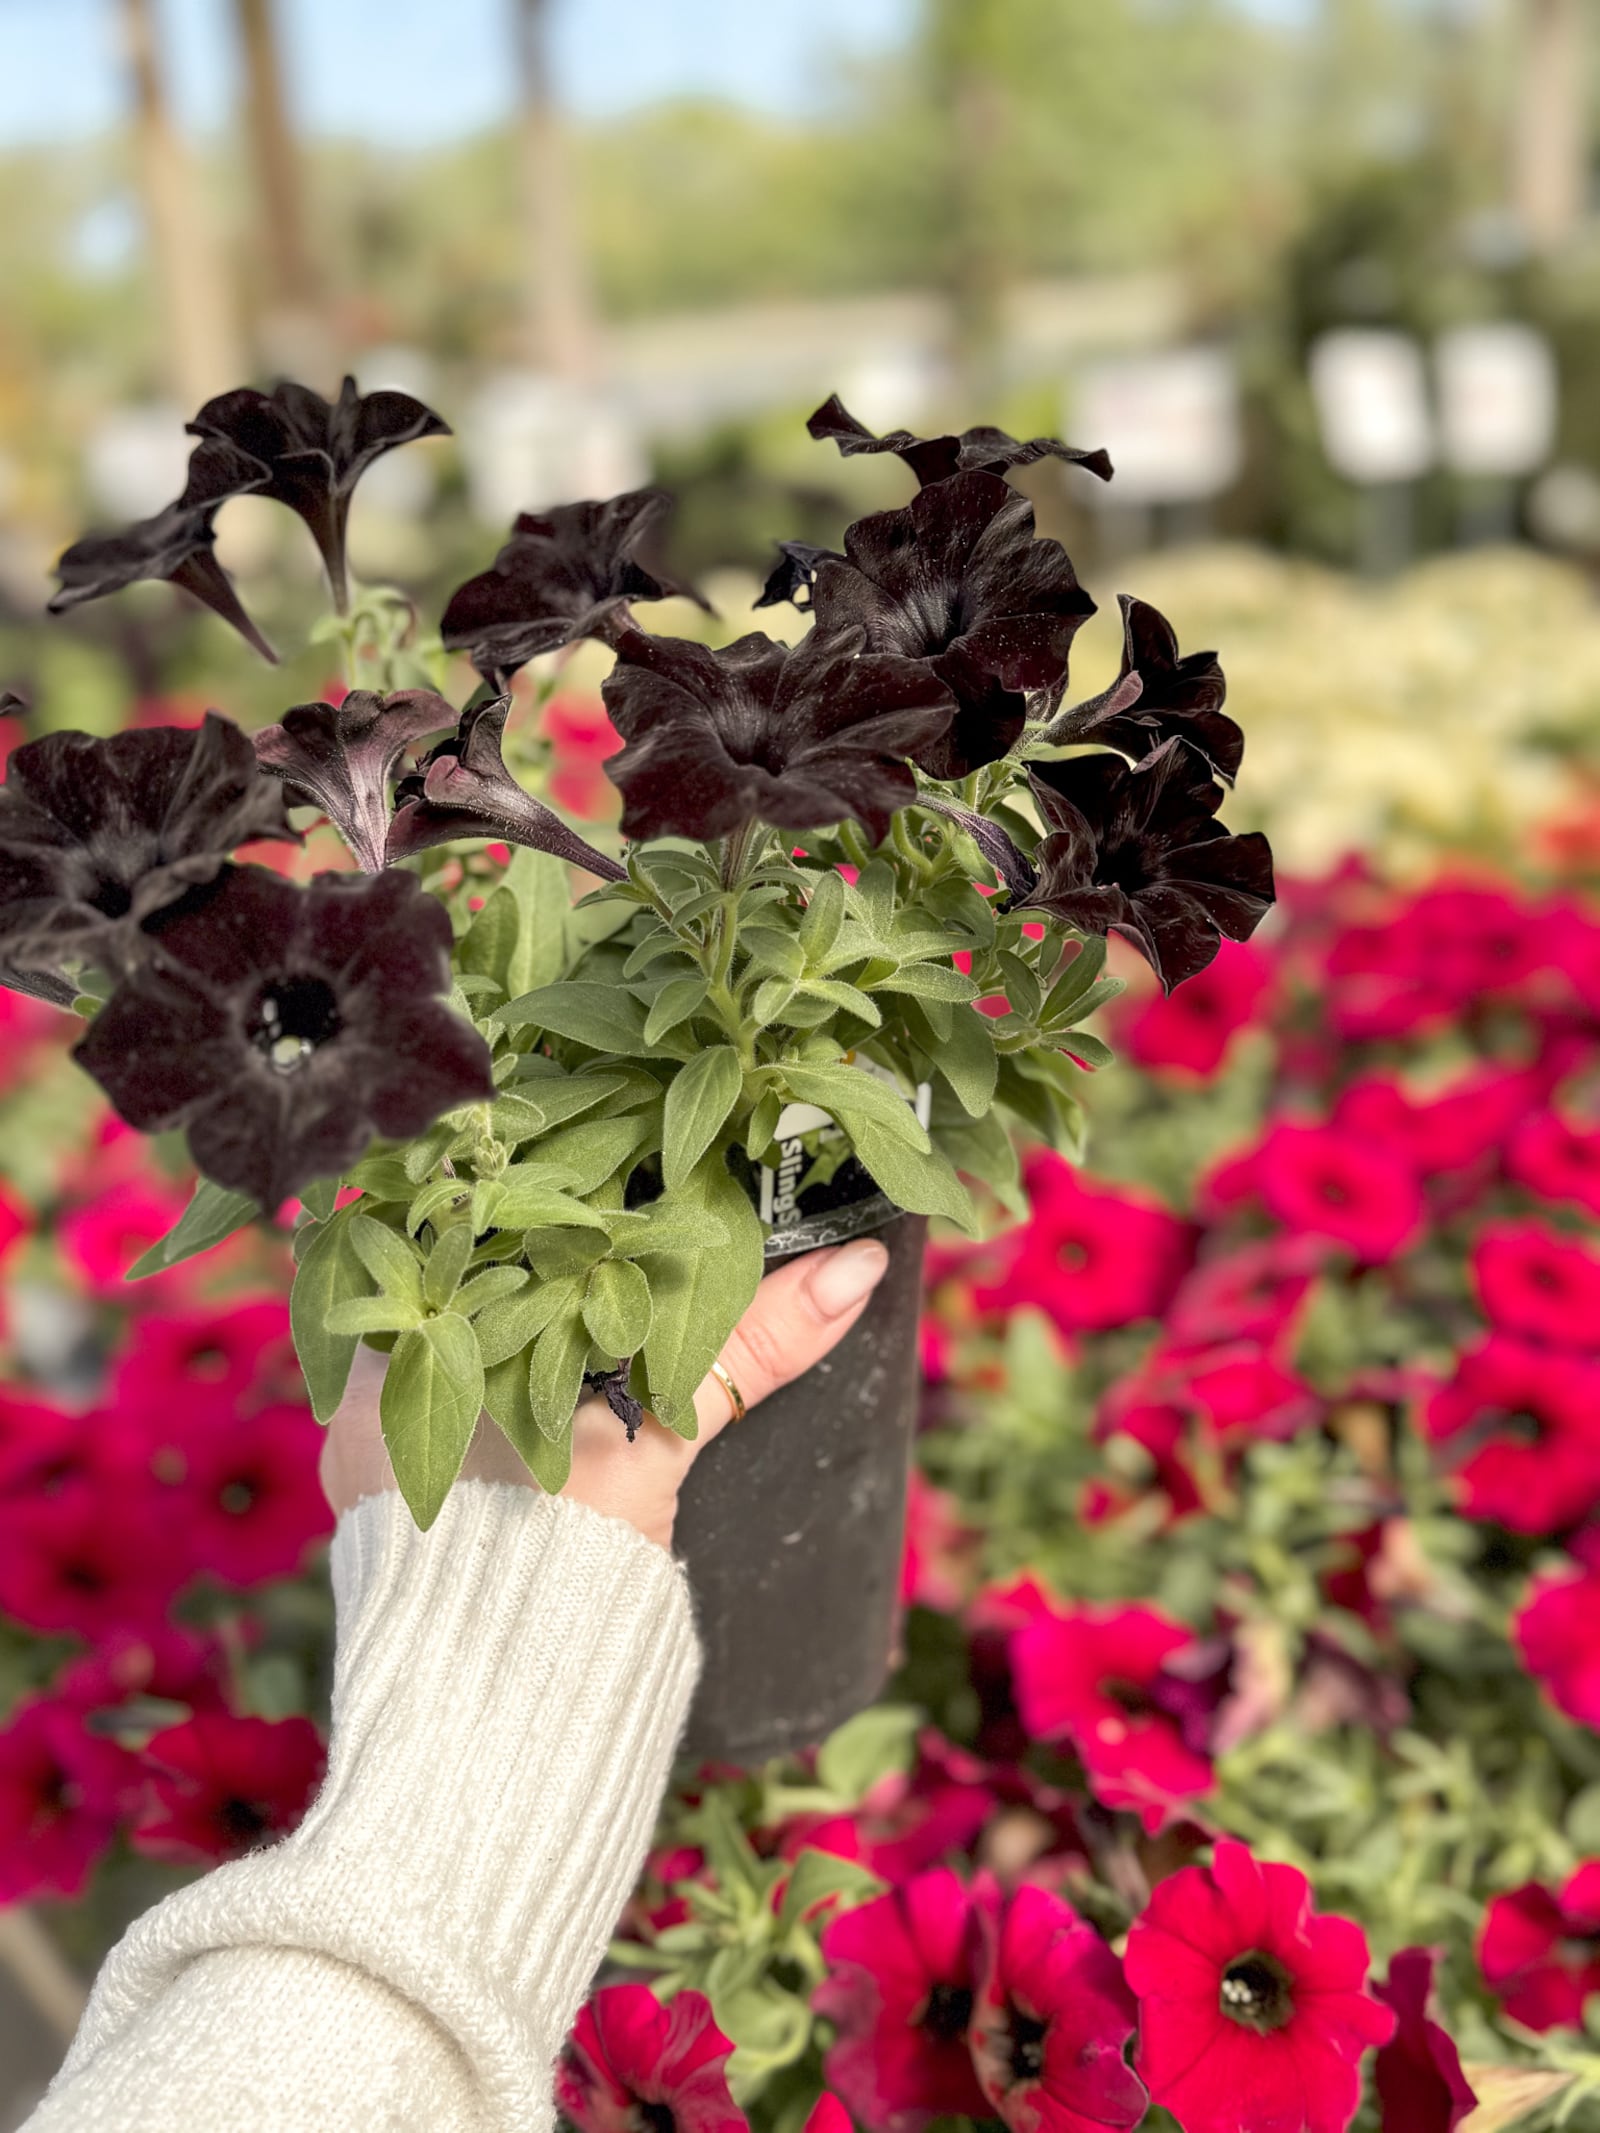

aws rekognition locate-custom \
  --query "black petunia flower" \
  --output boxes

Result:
[807,471,1095,782]
[187,375,450,613]
[254,689,458,873]
[1021,739,1274,991]
[807,394,1114,489]
[600,625,955,844]
[49,438,278,662]
[0,714,298,983]
[752,540,845,612]
[386,697,627,879]
[74,865,494,1210]
[1040,595,1243,784]
[440,489,707,684]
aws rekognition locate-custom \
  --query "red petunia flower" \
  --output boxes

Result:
[1373,1946,1476,2131]
[127,1398,333,1587]
[1169,1344,1321,1447]
[1508,1109,1600,1221]
[1163,1236,1325,1355]
[813,1864,990,2133]
[111,1296,300,1413]
[57,1175,194,1292]
[556,1983,748,2133]
[804,2095,853,2133]
[54,1624,234,1799]
[0,1485,190,1637]
[1422,1336,1600,1533]
[900,1469,980,1614]
[1515,1564,1600,1728]
[131,1712,325,1863]
[1479,1864,1600,2031]
[965,1872,1144,2133]
[0,1391,95,1500]
[1125,1839,1395,2133]
[545,694,623,821]
[1118,936,1273,1079]
[0,1696,130,1901]
[1253,1120,1423,1264]
[1009,1600,1214,1833]
[1325,879,1541,1041]
[975,1153,1194,1337]
[1472,1219,1600,1352]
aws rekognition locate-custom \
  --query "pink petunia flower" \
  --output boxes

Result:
[1125,1839,1396,2133]
[131,1713,325,1864]
[813,1865,990,2133]
[0,1695,129,1902]
[1472,1219,1600,1351]
[975,1155,1193,1337]
[1422,1336,1600,1533]
[556,1983,748,2133]
[1009,1600,1215,1834]
[1253,1120,1424,1264]
[1118,937,1273,1079]
[1508,1109,1600,1220]
[1515,1565,1600,1728]
[967,1871,1146,2133]
[1373,1946,1476,2131]
[1479,1864,1600,2031]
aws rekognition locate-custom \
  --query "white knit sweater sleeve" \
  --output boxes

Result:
[23,1480,704,2133]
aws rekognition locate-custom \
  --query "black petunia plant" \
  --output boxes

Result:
[13,383,1273,1527]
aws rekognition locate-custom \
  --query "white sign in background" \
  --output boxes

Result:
[1309,329,1435,486]
[1435,322,1558,480]
[1072,347,1243,507]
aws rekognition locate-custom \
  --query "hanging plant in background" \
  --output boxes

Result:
[5,381,1272,1527]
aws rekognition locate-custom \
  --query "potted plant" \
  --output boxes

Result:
[1,379,1273,1763]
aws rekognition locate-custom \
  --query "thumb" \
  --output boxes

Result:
[688,1237,892,1450]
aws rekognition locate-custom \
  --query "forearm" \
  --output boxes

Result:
[26,1483,703,2133]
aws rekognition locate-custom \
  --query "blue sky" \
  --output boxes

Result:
[0,0,1309,147]
[1,0,912,144]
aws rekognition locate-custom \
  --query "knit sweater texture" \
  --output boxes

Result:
[22,1480,704,2132]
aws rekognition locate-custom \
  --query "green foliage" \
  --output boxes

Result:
[125,1179,260,1280]
[380,1313,484,1528]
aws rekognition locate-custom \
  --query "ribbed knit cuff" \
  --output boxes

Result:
[59,1484,703,2130]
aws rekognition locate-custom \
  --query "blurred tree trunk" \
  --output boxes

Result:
[1512,0,1589,251]
[119,0,244,407]
[515,0,597,378]
[927,0,1012,412]
[232,0,325,371]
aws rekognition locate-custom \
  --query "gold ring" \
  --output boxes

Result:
[708,1359,746,1424]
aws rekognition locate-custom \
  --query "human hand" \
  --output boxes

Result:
[319,1236,892,1550]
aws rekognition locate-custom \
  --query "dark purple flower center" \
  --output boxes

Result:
[89,877,135,919]
[632,2103,676,2133]
[919,1979,975,2042]
[248,976,342,1072]
[1103,1677,1156,1718]
[1007,2008,1049,2083]
[1220,1950,1294,2032]
[217,1796,271,1846]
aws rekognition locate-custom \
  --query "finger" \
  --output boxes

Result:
[691,1237,891,1446]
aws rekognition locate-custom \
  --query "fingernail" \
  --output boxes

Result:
[808,1238,890,1318]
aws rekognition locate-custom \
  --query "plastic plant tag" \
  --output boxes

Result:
[757,1055,934,1258]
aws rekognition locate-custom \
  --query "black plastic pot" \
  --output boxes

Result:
[670,1212,929,1768]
